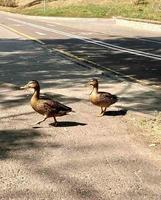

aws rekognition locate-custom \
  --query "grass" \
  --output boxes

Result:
[17,4,114,17]
[1,1,161,21]
[126,112,161,145]
[140,113,161,135]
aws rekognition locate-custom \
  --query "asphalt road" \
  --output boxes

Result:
[0,11,161,87]
[1,11,161,200]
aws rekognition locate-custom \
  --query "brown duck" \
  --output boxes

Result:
[88,79,118,116]
[20,80,72,126]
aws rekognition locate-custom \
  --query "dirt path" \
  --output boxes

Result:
[1,26,161,199]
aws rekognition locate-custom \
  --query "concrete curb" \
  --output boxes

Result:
[114,16,161,33]
[1,10,161,32]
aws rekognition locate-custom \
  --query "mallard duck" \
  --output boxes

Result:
[20,80,72,126]
[88,79,118,116]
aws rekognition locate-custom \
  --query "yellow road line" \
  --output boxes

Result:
[0,23,45,45]
[56,48,158,88]
[0,23,159,89]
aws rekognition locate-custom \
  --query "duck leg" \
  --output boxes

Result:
[35,116,48,125]
[103,107,107,115]
[53,116,58,127]
[97,107,104,117]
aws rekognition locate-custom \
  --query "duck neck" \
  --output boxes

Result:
[91,85,98,94]
[93,86,98,93]
[32,87,40,100]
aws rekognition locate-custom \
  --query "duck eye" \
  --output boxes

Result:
[29,83,34,87]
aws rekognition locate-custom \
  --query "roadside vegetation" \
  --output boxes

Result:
[126,112,161,148]
[141,113,161,136]
[0,0,161,21]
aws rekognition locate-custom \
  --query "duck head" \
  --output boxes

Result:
[20,80,40,90]
[88,79,98,88]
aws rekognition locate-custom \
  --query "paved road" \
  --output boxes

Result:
[0,11,161,87]
[1,13,161,200]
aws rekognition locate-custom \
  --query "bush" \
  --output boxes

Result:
[0,0,18,7]
[133,0,148,5]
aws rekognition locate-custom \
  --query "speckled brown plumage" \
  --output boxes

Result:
[21,80,72,126]
[88,79,118,116]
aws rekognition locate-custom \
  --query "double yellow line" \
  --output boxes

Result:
[0,23,159,89]
[0,23,45,45]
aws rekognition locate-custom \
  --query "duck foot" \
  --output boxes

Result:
[34,120,44,125]
[35,121,41,125]
[97,113,104,117]
[96,107,106,117]
[49,122,58,127]
[52,116,58,127]
[35,116,48,125]
[53,122,58,127]
[31,122,42,128]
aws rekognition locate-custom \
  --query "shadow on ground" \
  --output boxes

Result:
[44,37,161,86]
[104,109,127,116]
[0,129,41,159]
[0,128,63,160]
[0,36,161,199]
[49,121,87,127]
[0,128,161,199]
[0,38,161,114]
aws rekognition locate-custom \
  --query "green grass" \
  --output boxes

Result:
[18,4,111,17]
[1,2,161,21]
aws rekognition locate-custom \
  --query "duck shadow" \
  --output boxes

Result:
[49,121,87,127]
[32,126,42,129]
[104,109,127,116]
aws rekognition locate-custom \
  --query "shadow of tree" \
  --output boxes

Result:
[0,127,161,199]
[0,129,62,159]
[1,22,161,199]
[35,167,108,200]
[0,37,161,114]
[44,37,161,86]
[0,129,40,159]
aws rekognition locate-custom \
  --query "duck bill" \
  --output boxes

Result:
[20,84,29,90]
[85,81,92,87]
[87,83,94,87]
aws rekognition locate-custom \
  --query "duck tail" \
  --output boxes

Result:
[67,107,72,112]
[65,106,74,113]
[66,110,75,115]
[112,95,118,104]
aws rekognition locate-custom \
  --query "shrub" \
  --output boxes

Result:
[0,0,18,7]
[133,0,148,5]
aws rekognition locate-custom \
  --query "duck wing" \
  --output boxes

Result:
[99,92,118,104]
[43,99,72,115]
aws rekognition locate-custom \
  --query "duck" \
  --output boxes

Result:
[20,80,72,126]
[88,79,118,116]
